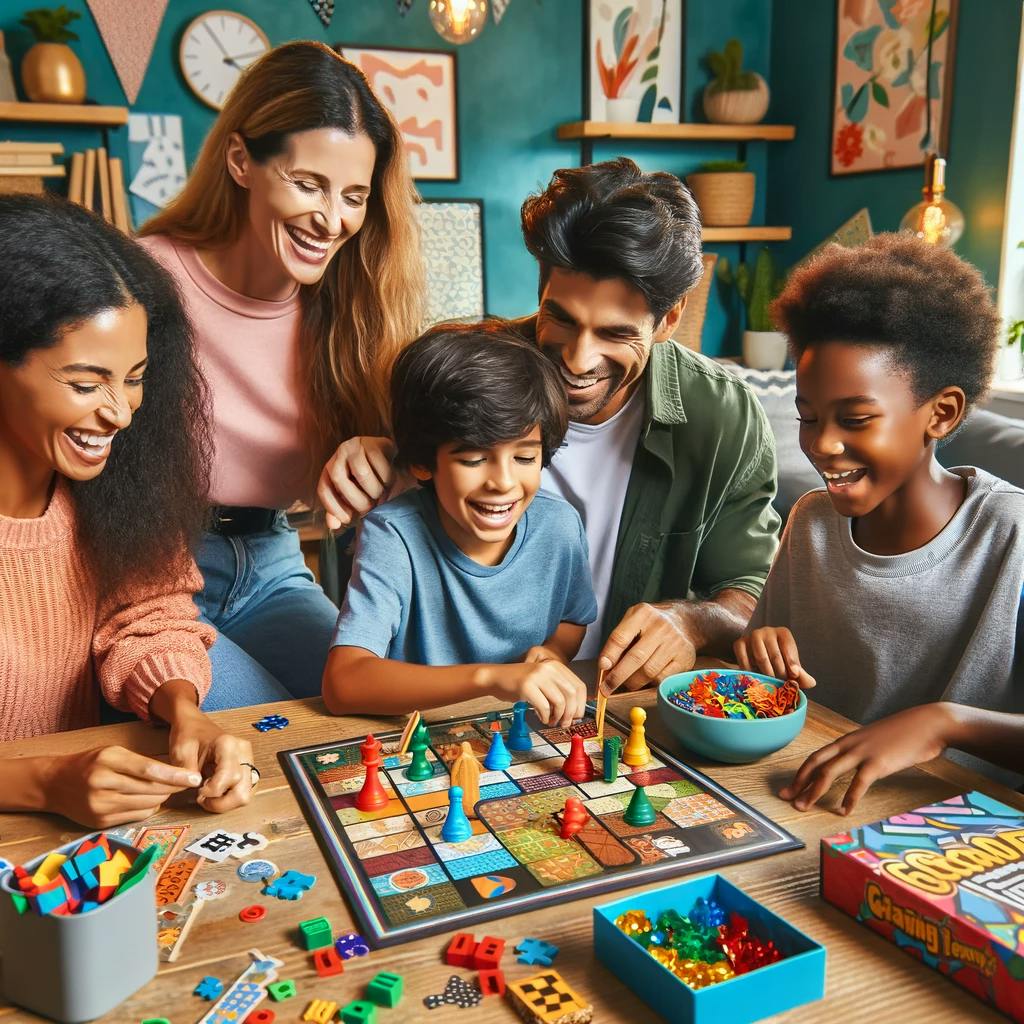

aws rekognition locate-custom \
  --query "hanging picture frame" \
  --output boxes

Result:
[416,199,486,328]
[339,44,459,181]
[584,0,685,123]
[830,0,959,176]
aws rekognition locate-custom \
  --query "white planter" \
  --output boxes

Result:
[996,344,1024,382]
[605,95,642,122]
[742,330,788,371]
[703,74,770,124]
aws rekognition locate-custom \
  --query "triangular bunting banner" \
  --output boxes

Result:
[87,0,168,104]
[492,0,512,23]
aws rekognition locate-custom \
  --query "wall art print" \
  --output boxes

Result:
[831,0,958,175]
[340,45,458,181]
[416,199,486,328]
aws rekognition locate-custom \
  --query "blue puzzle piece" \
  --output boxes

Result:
[252,714,289,732]
[515,937,559,966]
[263,869,316,900]
[194,976,224,1000]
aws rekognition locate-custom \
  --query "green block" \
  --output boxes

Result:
[141,1019,171,1024]
[10,892,27,915]
[366,970,404,1007]
[268,979,297,1001]
[299,915,333,950]
[340,1000,377,1024]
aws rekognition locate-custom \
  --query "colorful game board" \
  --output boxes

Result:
[280,705,801,947]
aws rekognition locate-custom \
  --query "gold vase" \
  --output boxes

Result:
[21,42,86,103]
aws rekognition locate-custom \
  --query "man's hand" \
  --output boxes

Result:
[734,626,816,689]
[316,436,397,530]
[599,602,698,692]
[780,704,955,815]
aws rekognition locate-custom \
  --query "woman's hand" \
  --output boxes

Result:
[734,626,817,690]
[317,436,397,530]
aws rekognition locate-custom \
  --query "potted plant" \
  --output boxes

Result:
[719,247,787,370]
[685,159,755,227]
[19,5,85,104]
[998,318,1024,381]
[703,38,769,125]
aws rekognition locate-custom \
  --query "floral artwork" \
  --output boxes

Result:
[831,0,958,175]
[586,0,683,122]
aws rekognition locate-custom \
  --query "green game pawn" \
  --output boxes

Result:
[623,784,657,827]
[405,721,433,781]
[602,736,622,783]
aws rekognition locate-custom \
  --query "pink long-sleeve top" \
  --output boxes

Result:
[0,479,214,740]
[138,234,308,509]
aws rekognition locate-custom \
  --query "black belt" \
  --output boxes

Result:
[209,506,279,535]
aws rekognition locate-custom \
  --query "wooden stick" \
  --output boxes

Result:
[67,151,83,204]
[82,148,96,212]
[595,669,607,742]
[96,146,112,223]
[108,156,130,233]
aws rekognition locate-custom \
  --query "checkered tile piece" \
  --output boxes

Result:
[508,969,592,1024]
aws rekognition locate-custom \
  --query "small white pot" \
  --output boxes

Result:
[996,345,1024,382]
[605,95,642,122]
[743,330,788,371]
[703,74,770,124]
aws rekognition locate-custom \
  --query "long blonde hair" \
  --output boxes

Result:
[140,41,423,477]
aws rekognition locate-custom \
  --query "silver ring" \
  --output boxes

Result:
[241,761,260,787]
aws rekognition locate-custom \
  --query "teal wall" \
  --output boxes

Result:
[0,1,1018,353]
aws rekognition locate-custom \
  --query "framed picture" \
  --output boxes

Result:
[584,0,685,123]
[416,199,486,328]
[830,0,959,175]
[339,45,459,181]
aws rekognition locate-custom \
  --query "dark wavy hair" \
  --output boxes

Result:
[391,319,568,470]
[0,195,210,592]
[773,233,1001,407]
[521,157,704,322]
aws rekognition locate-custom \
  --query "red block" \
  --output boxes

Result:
[445,931,478,968]
[243,1010,276,1024]
[472,935,505,970]
[478,968,505,997]
[312,946,344,977]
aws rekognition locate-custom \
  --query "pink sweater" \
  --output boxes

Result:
[139,234,307,509]
[0,479,214,740]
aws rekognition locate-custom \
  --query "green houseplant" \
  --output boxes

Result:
[18,5,85,103]
[719,247,787,369]
[703,38,769,124]
[999,317,1024,381]
[685,159,755,227]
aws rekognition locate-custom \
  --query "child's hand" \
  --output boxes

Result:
[480,662,587,728]
[733,627,816,690]
[780,704,954,815]
[523,644,568,665]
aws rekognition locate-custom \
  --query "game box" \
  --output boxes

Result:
[821,790,1024,1022]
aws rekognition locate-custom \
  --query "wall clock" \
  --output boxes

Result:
[179,10,270,111]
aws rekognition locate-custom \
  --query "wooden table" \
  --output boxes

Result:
[1,678,1020,1023]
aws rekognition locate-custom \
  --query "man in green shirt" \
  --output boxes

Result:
[520,158,780,692]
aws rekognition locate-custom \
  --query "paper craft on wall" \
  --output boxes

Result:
[416,199,485,327]
[126,113,186,227]
[86,0,167,103]
[340,45,458,180]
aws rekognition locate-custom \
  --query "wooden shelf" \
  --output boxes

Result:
[702,226,792,242]
[558,121,796,142]
[0,101,128,126]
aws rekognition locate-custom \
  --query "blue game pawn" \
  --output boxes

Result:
[507,701,532,751]
[483,729,512,770]
[441,786,473,843]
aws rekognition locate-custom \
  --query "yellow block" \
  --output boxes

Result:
[32,853,66,885]
[303,1000,338,1023]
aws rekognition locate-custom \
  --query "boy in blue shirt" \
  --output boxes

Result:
[323,321,597,727]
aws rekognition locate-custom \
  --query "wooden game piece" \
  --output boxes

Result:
[602,736,621,783]
[507,700,532,750]
[405,721,433,782]
[558,797,589,840]
[355,734,389,811]
[472,935,505,970]
[450,741,482,818]
[441,786,473,843]
[622,706,650,767]
[483,730,512,770]
[622,785,657,827]
[507,968,593,1024]
[398,710,421,755]
[595,670,607,741]
[560,734,595,782]
[445,931,478,967]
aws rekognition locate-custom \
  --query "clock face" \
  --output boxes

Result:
[179,11,270,111]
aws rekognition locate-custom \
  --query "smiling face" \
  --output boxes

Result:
[0,303,148,496]
[228,126,376,287]
[536,268,681,424]
[413,426,544,566]
[795,340,962,519]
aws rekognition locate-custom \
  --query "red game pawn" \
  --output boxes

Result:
[559,796,589,839]
[561,734,595,783]
[355,734,389,811]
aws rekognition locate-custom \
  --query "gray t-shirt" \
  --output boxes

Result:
[750,467,1024,781]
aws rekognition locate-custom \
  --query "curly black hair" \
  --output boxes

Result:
[391,319,568,471]
[521,157,704,323]
[0,195,210,592]
[772,232,1000,407]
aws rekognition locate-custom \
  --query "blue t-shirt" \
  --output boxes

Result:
[333,488,598,665]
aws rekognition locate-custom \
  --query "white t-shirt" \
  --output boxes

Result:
[541,388,645,659]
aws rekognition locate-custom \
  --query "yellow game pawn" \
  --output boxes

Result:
[622,706,650,767]
[450,741,482,818]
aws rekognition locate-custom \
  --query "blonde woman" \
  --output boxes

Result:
[140,41,422,699]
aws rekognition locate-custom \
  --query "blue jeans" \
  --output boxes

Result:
[195,514,339,705]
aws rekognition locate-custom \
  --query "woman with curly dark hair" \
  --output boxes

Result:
[0,195,257,827]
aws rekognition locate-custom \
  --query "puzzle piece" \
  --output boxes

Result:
[264,870,316,901]
[515,937,560,966]
[195,976,224,1000]
[507,969,592,1024]
[253,714,290,732]
[186,830,244,863]
[230,832,269,857]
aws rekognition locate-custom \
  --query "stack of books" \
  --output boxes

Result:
[0,141,65,195]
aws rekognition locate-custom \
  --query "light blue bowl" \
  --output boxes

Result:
[657,669,807,764]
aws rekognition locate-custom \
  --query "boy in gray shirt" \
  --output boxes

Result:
[734,233,1024,811]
